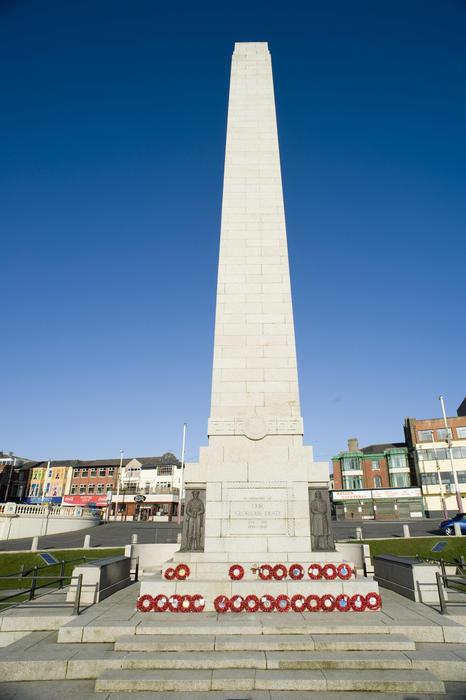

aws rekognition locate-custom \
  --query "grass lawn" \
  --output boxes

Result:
[0,548,125,594]
[362,537,465,563]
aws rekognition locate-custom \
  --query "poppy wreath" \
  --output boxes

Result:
[214,595,230,613]
[153,594,169,612]
[337,563,352,580]
[335,594,351,612]
[350,594,367,612]
[272,564,287,580]
[180,595,192,613]
[321,594,337,611]
[289,564,304,580]
[306,594,321,612]
[229,594,245,612]
[275,594,291,612]
[308,564,322,580]
[229,564,244,580]
[259,594,275,612]
[190,594,205,612]
[259,564,273,580]
[164,567,176,580]
[136,594,154,612]
[244,594,260,613]
[175,564,190,580]
[365,592,382,611]
[290,594,306,612]
[168,594,182,612]
[322,564,338,580]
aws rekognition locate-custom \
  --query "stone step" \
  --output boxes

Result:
[94,668,445,693]
[115,632,415,652]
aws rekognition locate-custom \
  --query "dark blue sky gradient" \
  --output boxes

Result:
[2,0,465,464]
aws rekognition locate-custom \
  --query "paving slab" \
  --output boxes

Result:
[322,668,445,693]
[95,669,213,692]
[265,649,412,670]
[255,669,326,690]
[211,668,256,690]
[311,632,415,651]
[122,650,267,669]
[214,634,315,651]
[115,633,215,651]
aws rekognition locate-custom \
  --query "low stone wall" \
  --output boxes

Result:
[66,556,131,605]
[0,504,99,540]
[124,543,178,573]
[374,554,448,604]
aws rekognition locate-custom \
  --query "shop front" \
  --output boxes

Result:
[111,494,180,521]
[332,487,424,520]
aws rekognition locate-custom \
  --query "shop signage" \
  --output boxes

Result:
[332,491,371,501]
[372,488,421,499]
[332,487,422,502]
[62,495,108,507]
[134,495,146,502]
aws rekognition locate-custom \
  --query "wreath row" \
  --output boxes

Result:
[136,593,205,612]
[164,564,190,580]
[215,592,381,613]
[232,563,354,581]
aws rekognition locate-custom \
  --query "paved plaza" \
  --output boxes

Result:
[0,581,465,698]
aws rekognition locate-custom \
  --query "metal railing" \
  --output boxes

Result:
[417,555,466,614]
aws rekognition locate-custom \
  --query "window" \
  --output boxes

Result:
[45,483,50,493]
[457,427,466,439]
[48,470,52,477]
[418,448,449,461]
[106,484,113,492]
[81,468,88,477]
[73,468,79,478]
[54,472,59,479]
[389,473,410,488]
[79,484,86,494]
[388,454,408,469]
[437,428,452,441]
[99,467,106,477]
[373,476,382,488]
[88,484,95,494]
[342,475,363,489]
[90,468,97,477]
[96,483,104,494]
[371,461,379,470]
[457,471,466,483]
[418,430,433,441]
[70,485,77,494]
[341,457,361,471]
[158,465,172,475]
[108,467,115,476]
[452,446,466,459]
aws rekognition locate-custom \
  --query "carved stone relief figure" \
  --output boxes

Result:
[309,488,335,551]
[180,488,206,552]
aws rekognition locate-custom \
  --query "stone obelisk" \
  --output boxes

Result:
[141,43,378,608]
[179,42,332,559]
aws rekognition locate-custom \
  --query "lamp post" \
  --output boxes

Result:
[116,450,124,521]
[177,423,187,526]
[439,395,463,513]
[431,433,448,520]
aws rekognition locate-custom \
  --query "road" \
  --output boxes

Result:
[0,518,446,552]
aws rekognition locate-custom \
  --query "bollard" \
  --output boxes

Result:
[31,536,39,552]
[83,534,91,549]
[131,533,138,544]
[403,524,410,538]
[356,527,363,540]
[177,532,182,544]
[454,522,462,537]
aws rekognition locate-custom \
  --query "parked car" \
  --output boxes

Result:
[439,513,466,535]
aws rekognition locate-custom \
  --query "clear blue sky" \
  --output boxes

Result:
[2,0,465,465]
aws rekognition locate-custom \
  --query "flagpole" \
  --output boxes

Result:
[177,423,187,526]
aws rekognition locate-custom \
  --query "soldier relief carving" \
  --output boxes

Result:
[309,488,335,552]
[180,489,206,552]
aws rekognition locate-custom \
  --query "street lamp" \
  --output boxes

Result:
[116,450,124,521]
[430,432,448,520]
[439,396,463,513]
[177,423,187,526]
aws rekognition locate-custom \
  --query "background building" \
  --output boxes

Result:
[404,401,466,518]
[331,438,423,520]
[0,452,33,501]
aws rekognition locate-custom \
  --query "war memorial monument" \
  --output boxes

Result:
[139,41,378,611]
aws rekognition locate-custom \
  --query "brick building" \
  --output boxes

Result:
[331,438,423,520]
[404,401,466,518]
[0,452,33,502]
